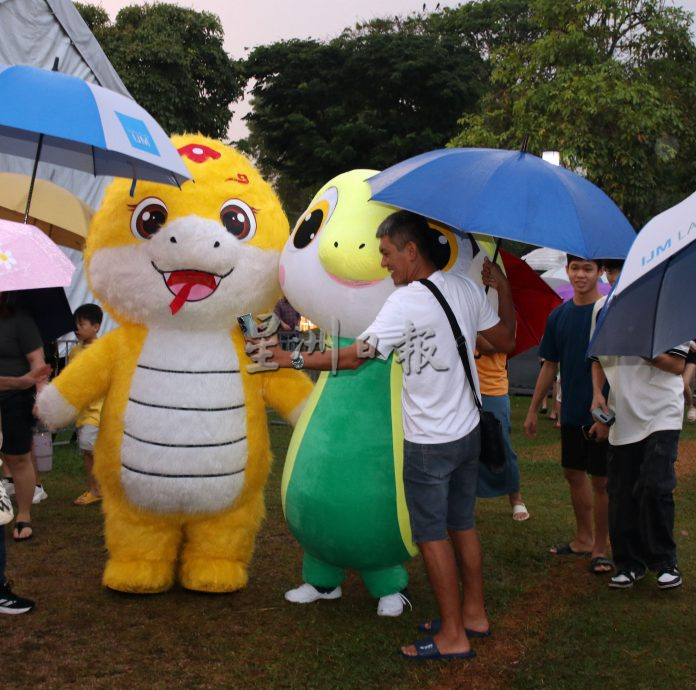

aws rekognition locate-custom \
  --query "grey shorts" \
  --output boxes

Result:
[403,426,481,543]
[77,425,98,452]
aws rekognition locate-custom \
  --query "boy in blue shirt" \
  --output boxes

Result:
[524,255,612,575]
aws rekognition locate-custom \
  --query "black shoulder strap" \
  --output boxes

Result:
[419,278,482,410]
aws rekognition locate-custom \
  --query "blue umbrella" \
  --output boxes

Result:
[589,190,696,358]
[368,148,635,259]
[0,61,192,220]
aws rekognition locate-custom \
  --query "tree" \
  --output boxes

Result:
[450,0,696,228]
[75,3,245,139]
[242,17,488,217]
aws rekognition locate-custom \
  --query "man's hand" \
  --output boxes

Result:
[589,421,609,442]
[524,410,537,438]
[21,364,51,389]
[481,256,509,292]
[591,392,609,416]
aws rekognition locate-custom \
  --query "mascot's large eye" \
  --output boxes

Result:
[291,186,338,250]
[130,197,168,240]
[220,199,257,241]
[427,224,458,271]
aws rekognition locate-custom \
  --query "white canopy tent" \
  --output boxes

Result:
[0,0,133,336]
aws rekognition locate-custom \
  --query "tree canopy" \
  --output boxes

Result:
[76,2,245,139]
[450,0,696,228]
[242,16,488,217]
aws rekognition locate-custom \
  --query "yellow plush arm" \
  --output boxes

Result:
[48,331,119,415]
[261,368,314,425]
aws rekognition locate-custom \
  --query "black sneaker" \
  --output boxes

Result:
[608,569,639,589]
[0,580,35,614]
[657,566,682,590]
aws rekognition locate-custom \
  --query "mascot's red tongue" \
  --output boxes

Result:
[167,270,218,315]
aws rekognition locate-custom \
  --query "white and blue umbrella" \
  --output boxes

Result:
[589,191,696,357]
[369,148,636,260]
[0,62,192,211]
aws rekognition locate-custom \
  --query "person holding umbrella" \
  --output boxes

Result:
[249,210,516,660]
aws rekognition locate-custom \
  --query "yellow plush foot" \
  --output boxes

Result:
[179,557,249,593]
[103,558,175,594]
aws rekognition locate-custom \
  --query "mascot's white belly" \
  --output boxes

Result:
[120,328,247,514]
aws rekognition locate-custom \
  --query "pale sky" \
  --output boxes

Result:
[95,0,696,139]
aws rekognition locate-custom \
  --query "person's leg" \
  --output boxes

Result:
[607,441,645,573]
[590,474,610,558]
[637,431,679,572]
[84,450,100,496]
[401,434,475,656]
[0,524,6,583]
[562,468,594,550]
[402,538,471,656]
[449,528,488,633]
[3,452,34,538]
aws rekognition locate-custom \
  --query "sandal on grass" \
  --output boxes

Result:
[590,556,614,575]
[13,521,33,541]
[550,542,591,557]
[401,637,476,661]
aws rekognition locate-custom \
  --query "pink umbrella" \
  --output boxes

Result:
[0,218,74,291]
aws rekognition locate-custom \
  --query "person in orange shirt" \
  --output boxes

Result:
[475,338,528,521]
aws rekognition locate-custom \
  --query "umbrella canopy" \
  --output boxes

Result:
[0,63,191,188]
[14,286,75,345]
[0,218,75,290]
[369,148,636,259]
[0,172,92,250]
[589,191,696,357]
[498,249,563,358]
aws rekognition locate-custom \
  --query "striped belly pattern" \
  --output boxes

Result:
[121,328,247,514]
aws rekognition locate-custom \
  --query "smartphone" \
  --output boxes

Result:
[581,424,595,441]
[591,407,615,425]
[237,313,258,338]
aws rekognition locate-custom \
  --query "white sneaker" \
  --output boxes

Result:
[377,591,412,617]
[687,408,696,423]
[32,484,48,504]
[1,478,14,497]
[284,583,342,604]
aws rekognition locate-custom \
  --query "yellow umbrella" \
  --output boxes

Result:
[0,172,93,250]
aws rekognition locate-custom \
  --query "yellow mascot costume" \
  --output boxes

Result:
[37,135,313,593]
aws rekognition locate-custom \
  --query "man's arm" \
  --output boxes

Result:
[524,360,559,437]
[476,334,497,356]
[591,360,609,414]
[0,364,51,391]
[479,258,516,353]
[251,338,375,371]
[643,353,686,375]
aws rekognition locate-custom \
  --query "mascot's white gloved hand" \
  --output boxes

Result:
[36,384,77,431]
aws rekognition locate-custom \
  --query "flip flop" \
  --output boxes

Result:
[550,542,591,556]
[400,636,476,661]
[590,556,614,575]
[417,619,491,638]
[13,521,33,541]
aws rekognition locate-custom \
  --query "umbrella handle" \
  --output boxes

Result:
[23,134,44,224]
[484,238,503,294]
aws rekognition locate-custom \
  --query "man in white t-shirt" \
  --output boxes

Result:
[590,267,687,590]
[255,211,515,660]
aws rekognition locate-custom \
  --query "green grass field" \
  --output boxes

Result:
[5,397,696,689]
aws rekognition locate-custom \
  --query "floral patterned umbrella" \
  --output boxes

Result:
[0,218,74,291]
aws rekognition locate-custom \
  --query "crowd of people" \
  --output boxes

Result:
[1,211,691,669]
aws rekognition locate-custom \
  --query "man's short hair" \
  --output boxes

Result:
[74,303,103,325]
[376,210,434,262]
[566,254,600,268]
[601,258,625,271]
